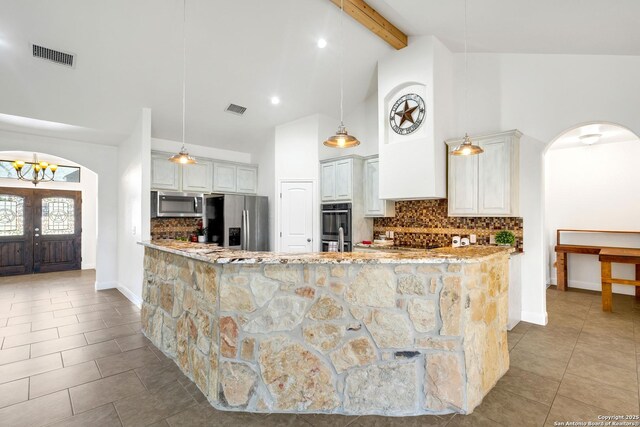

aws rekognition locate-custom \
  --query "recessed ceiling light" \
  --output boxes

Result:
[270,96,280,105]
[317,38,327,49]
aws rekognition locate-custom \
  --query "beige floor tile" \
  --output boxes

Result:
[557,373,639,414]
[28,302,73,314]
[30,360,102,398]
[512,330,577,362]
[31,314,79,332]
[473,388,550,427]
[447,412,503,427]
[6,311,54,326]
[135,359,186,393]
[114,380,197,426]
[47,403,122,427]
[96,346,160,377]
[0,322,31,339]
[104,313,141,328]
[0,389,72,427]
[53,303,114,318]
[2,328,59,349]
[507,331,524,350]
[0,318,6,327]
[352,414,448,426]
[69,296,111,307]
[0,353,62,384]
[69,370,146,414]
[31,334,87,358]
[76,308,120,322]
[509,347,568,381]
[84,325,138,345]
[566,351,638,391]
[0,378,29,409]
[495,367,560,405]
[0,344,30,366]
[115,333,151,352]
[577,330,636,355]
[58,319,107,337]
[165,404,216,427]
[572,341,636,371]
[62,339,122,366]
[544,395,615,427]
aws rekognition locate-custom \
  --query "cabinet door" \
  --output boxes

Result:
[321,163,336,201]
[478,138,511,215]
[364,159,383,216]
[182,161,212,193]
[213,163,237,193]
[151,154,181,190]
[236,166,257,194]
[334,159,352,201]
[448,153,478,215]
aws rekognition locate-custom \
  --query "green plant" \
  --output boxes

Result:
[495,230,515,246]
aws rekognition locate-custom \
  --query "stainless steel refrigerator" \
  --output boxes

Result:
[204,194,269,251]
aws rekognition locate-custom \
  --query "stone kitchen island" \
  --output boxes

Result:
[139,241,512,416]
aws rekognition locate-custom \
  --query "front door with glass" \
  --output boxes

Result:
[0,189,81,276]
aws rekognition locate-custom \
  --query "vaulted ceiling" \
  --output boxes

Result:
[1,0,639,151]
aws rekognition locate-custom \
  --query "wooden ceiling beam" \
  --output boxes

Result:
[330,0,408,50]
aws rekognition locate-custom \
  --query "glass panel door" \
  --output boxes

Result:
[41,197,75,235]
[0,195,24,236]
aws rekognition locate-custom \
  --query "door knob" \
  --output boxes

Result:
[307,238,312,242]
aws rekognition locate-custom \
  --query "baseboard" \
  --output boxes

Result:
[550,278,635,296]
[94,281,118,290]
[521,310,548,326]
[117,285,143,309]
[82,264,96,270]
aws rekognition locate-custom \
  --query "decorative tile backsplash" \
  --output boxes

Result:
[374,199,523,249]
[151,218,201,240]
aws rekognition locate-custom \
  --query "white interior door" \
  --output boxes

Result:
[280,181,313,252]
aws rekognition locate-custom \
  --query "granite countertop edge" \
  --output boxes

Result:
[138,241,514,265]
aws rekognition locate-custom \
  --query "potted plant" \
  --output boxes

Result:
[195,219,207,243]
[495,230,515,247]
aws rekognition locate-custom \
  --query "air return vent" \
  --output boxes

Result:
[225,103,247,116]
[32,44,75,68]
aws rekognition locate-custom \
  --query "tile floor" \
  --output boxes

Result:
[0,270,639,426]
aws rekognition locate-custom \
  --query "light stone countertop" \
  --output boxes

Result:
[139,240,513,265]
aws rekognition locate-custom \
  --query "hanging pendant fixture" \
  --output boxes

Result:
[323,0,360,148]
[451,0,483,156]
[169,0,196,165]
[12,153,58,186]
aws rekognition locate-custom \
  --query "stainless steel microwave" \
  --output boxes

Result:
[151,191,204,218]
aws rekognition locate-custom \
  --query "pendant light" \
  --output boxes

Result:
[323,0,360,148]
[169,0,196,164]
[451,0,483,156]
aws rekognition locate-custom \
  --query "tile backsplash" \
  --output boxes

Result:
[151,218,201,240]
[373,199,523,249]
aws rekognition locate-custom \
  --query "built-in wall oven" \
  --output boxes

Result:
[321,203,352,252]
[151,191,204,218]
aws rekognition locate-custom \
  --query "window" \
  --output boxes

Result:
[0,195,24,236]
[42,197,74,235]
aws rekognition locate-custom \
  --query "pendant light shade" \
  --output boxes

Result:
[169,0,196,165]
[168,144,196,164]
[324,0,359,148]
[451,0,482,157]
[323,123,359,148]
[451,133,484,156]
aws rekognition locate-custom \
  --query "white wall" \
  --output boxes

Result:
[117,109,151,305]
[151,138,251,164]
[0,151,98,270]
[546,141,640,295]
[0,129,118,287]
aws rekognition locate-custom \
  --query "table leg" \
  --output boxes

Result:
[601,261,612,312]
[557,252,567,291]
[636,264,640,299]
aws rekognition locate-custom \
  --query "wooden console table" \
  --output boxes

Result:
[555,229,640,311]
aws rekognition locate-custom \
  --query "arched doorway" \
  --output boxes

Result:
[0,151,99,276]
[544,122,640,296]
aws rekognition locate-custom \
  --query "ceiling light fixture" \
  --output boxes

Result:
[12,153,58,186]
[270,96,280,105]
[451,0,483,156]
[317,38,327,49]
[323,0,359,149]
[579,133,602,145]
[169,0,196,165]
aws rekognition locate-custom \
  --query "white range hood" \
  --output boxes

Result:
[377,36,453,200]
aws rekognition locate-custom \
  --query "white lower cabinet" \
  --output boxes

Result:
[182,161,212,193]
[364,157,395,217]
[446,130,521,217]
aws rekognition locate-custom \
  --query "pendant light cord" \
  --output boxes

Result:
[181,0,187,150]
[339,0,344,125]
[464,0,468,135]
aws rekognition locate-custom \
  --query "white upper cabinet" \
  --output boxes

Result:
[446,130,521,217]
[321,158,353,202]
[182,161,212,193]
[151,153,181,191]
[236,166,258,194]
[213,162,237,193]
[364,157,395,217]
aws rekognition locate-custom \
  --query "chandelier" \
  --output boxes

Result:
[12,154,58,186]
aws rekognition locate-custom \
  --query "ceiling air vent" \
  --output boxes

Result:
[32,44,75,68]
[225,103,247,116]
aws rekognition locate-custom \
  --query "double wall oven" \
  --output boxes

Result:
[321,203,352,252]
